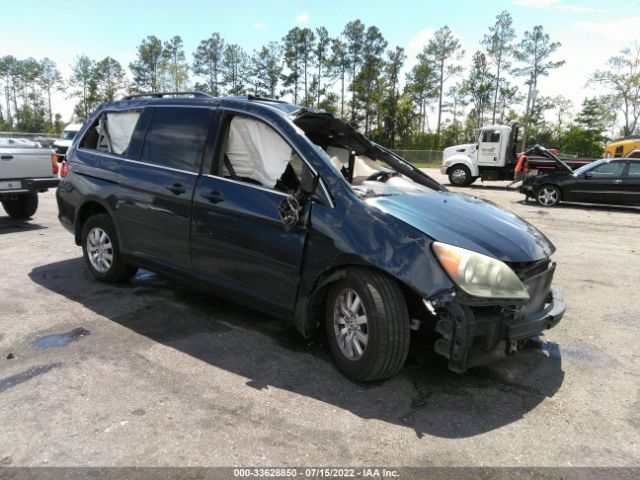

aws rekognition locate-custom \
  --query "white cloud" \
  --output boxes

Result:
[403,28,435,73]
[254,22,265,30]
[296,11,310,23]
[513,0,606,13]
[529,17,636,125]
[576,16,640,44]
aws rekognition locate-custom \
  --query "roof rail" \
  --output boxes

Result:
[247,94,289,104]
[121,91,214,100]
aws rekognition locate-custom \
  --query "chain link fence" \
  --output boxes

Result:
[391,149,443,166]
[0,132,582,162]
[392,149,579,166]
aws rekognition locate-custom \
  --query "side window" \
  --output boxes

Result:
[591,161,625,178]
[614,146,624,158]
[217,115,303,193]
[80,111,141,155]
[481,130,500,143]
[626,162,640,178]
[141,107,211,172]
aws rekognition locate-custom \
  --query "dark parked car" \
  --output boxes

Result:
[520,158,640,207]
[57,92,565,381]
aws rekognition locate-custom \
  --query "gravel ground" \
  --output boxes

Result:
[0,170,638,467]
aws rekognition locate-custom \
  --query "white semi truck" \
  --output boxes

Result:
[440,123,592,186]
[441,123,521,186]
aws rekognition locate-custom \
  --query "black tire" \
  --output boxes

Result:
[81,213,138,282]
[448,165,472,186]
[2,193,38,219]
[535,185,561,207]
[325,268,410,382]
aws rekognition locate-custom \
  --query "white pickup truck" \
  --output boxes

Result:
[0,143,59,220]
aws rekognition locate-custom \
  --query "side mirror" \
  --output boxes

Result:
[278,163,319,231]
[278,195,303,232]
[585,171,594,178]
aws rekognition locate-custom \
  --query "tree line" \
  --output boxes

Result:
[1,12,639,157]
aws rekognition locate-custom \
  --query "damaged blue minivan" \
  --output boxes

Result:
[57,92,565,381]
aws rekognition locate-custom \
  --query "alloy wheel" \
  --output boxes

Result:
[537,187,559,206]
[87,227,113,273]
[333,288,369,361]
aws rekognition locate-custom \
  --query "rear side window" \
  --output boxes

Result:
[80,111,141,156]
[614,146,624,158]
[141,107,211,172]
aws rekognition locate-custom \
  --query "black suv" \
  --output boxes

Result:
[57,92,565,381]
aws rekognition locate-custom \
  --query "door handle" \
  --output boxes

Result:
[612,179,623,184]
[1,155,13,160]
[166,183,186,195]
[201,190,225,204]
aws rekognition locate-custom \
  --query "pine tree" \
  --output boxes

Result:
[129,35,164,92]
[425,26,464,135]
[162,36,189,91]
[513,26,564,149]
[482,11,516,124]
[192,33,225,96]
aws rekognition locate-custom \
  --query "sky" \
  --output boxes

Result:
[3,0,638,124]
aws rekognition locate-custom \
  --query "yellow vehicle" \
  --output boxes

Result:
[603,136,640,158]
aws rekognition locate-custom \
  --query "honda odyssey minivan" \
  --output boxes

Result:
[57,92,565,381]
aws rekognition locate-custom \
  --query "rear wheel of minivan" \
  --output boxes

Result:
[81,214,138,282]
[325,269,410,382]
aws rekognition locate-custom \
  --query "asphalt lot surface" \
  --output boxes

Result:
[0,169,638,467]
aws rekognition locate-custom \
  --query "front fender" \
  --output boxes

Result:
[443,155,478,177]
[292,193,454,337]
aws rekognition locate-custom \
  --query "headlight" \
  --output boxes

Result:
[432,242,529,300]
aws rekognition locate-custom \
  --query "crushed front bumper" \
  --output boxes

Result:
[431,287,566,373]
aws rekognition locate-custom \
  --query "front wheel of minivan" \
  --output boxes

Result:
[325,269,410,382]
[81,213,138,283]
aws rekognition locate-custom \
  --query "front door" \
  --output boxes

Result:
[567,160,627,204]
[477,129,502,166]
[191,111,311,314]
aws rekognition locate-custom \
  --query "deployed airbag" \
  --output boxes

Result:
[106,112,140,155]
[226,117,292,187]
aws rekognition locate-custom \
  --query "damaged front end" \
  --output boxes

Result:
[425,257,566,373]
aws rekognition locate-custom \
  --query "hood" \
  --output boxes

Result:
[443,144,474,160]
[368,191,555,263]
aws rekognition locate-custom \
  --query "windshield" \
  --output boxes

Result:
[60,130,78,140]
[573,159,604,175]
[296,110,443,198]
[313,143,441,197]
